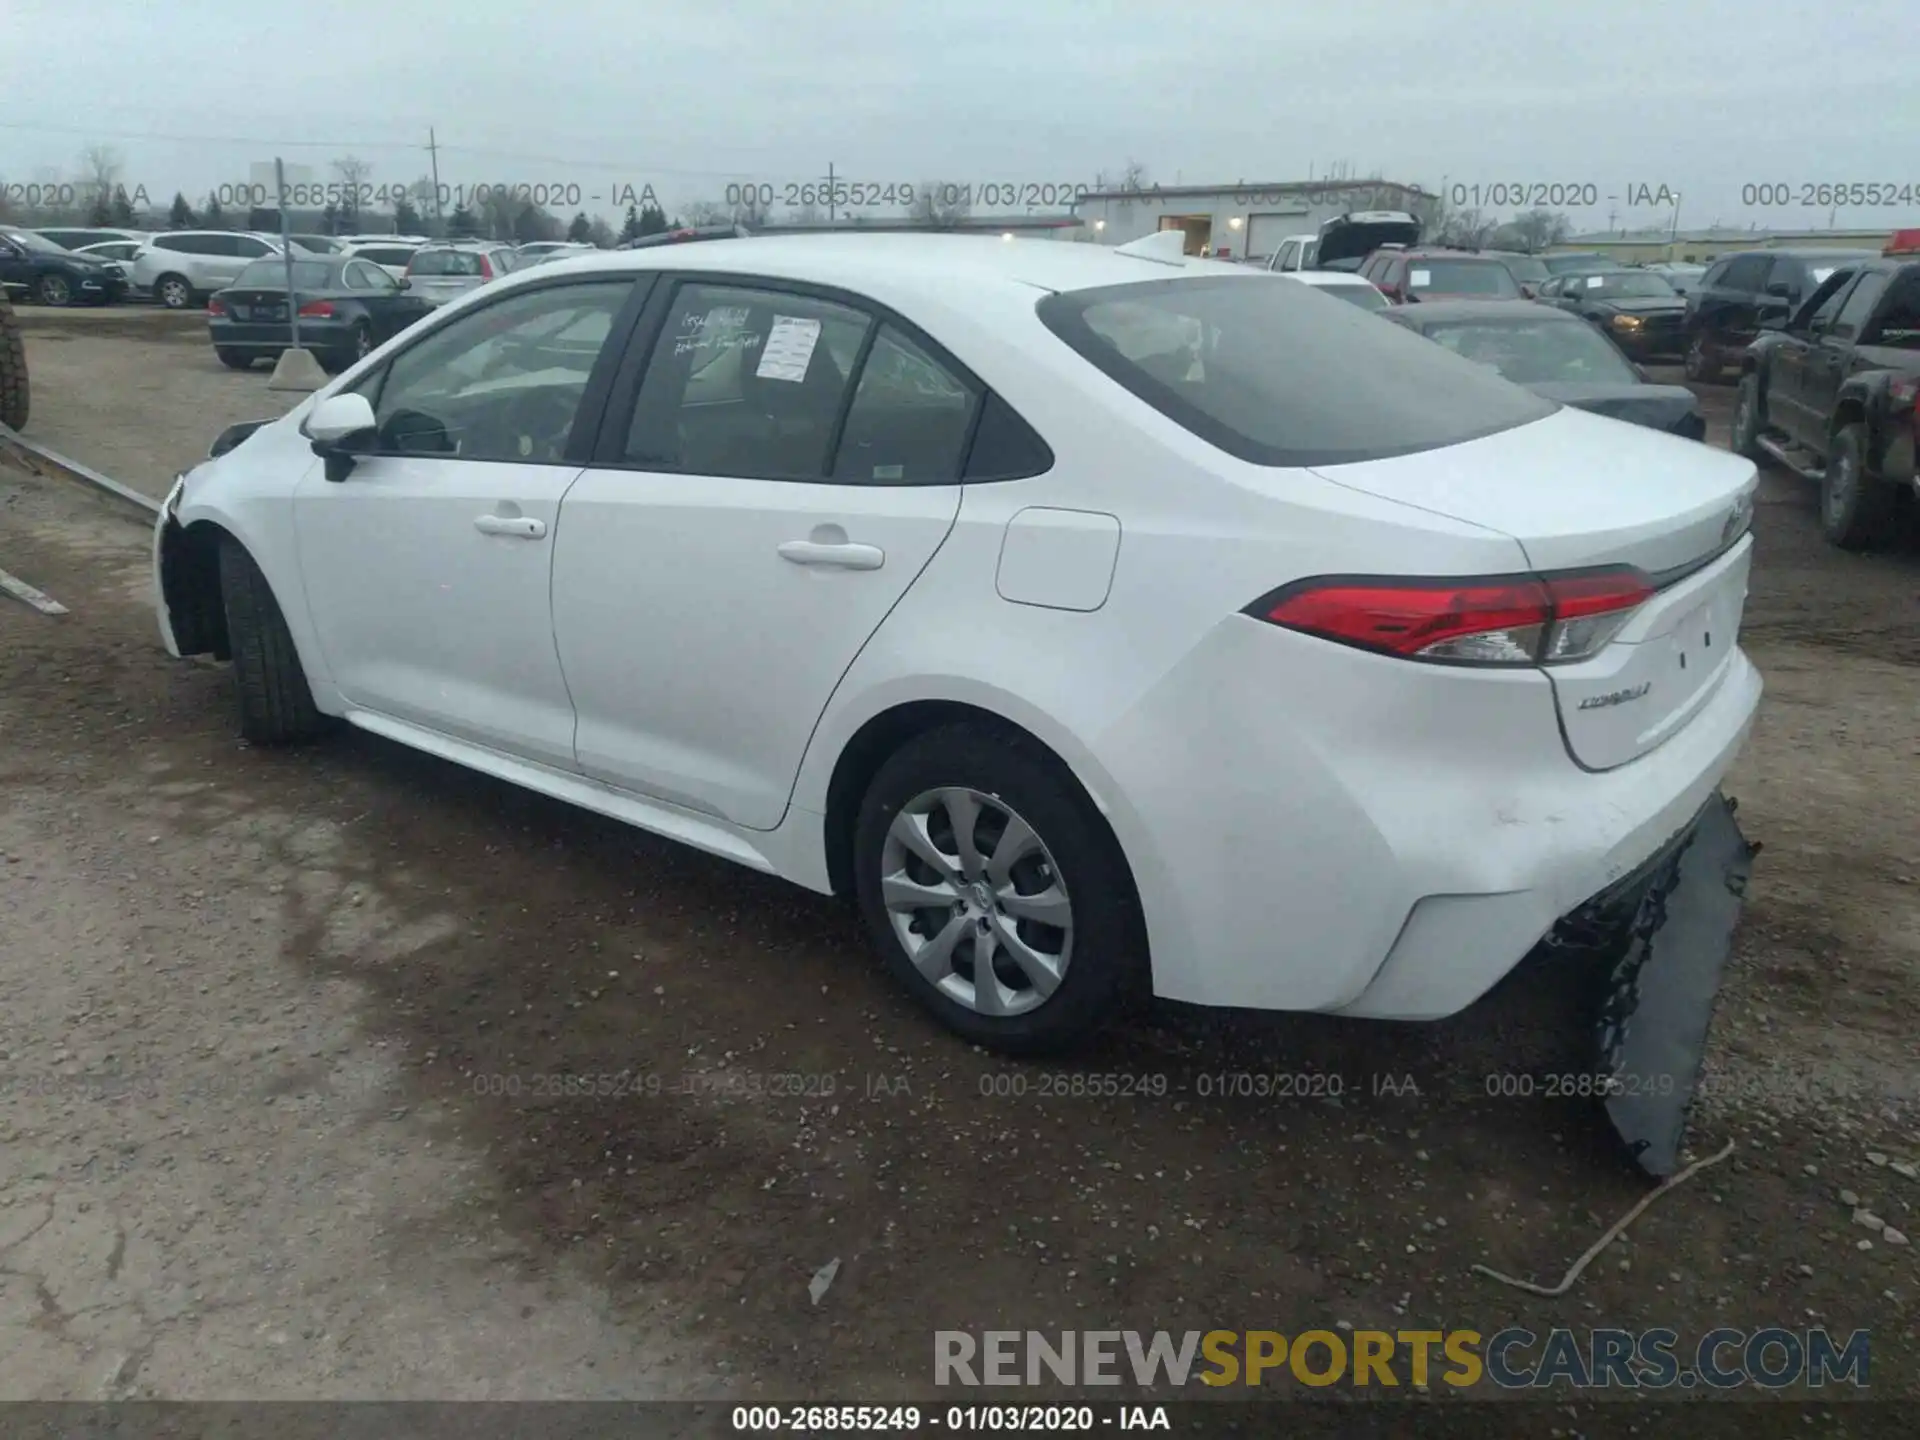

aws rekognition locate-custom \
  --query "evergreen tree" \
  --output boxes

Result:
[638,203,668,237]
[566,212,592,243]
[168,192,196,227]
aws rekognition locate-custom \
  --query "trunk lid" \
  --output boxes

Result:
[1315,211,1422,267]
[1311,404,1758,769]
[1529,382,1699,434]
[220,288,290,322]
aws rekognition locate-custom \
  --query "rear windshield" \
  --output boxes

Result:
[234,259,336,289]
[1497,255,1550,283]
[1407,260,1521,297]
[1419,318,1637,385]
[1314,282,1388,311]
[410,250,485,276]
[1037,275,1555,467]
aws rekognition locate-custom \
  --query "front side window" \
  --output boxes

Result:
[366,280,632,463]
[233,236,275,258]
[234,259,333,289]
[1718,255,1770,292]
[1830,272,1888,340]
[1038,274,1554,467]
[1802,272,1859,332]
[624,282,872,480]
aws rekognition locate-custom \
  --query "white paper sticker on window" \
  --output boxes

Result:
[1585,275,1604,288]
[756,316,822,382]
[1410,268,1432,286]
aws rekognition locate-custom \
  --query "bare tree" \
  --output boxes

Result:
[1508,208,1572,255]
[1435,205,1497,248]
[908,180,971,230]
[332,155,374,226]
[789,200,825,226]
[682,199,733,226]
[76,144,124,212]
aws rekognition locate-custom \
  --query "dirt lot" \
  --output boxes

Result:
[1,332,1917,1426]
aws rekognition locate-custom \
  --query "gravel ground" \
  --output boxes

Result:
[0,344,1916,1424]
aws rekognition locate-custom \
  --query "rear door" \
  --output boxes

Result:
[213,234,274,288]
[551,275,972,829]
[1769,271,1858,443]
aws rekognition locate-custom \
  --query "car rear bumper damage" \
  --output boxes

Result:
[1560,788,1758,1176]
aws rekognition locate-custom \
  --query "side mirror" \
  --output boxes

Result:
[1520,283,1538,299]
[395,276,411,290]
[304,392,377,481]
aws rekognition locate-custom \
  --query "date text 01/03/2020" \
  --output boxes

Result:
[724,181,1094,210]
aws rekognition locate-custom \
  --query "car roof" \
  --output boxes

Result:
[1396,249,1512,261]
[1718,247,1879,260]
[1384,299,1581,325]
[1281,270,1376,288]
[526,233,1255,297]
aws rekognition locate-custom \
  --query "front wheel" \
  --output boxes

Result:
[216,537,336,745]
[853,724,1144,1055]
[155,275,193,310]
[1820,423,1897,552]
[1731,374,1764,461]
[35,273,73,306]
[1684,333,1721,384]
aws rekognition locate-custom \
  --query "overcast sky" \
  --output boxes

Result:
[3,0,1915,233]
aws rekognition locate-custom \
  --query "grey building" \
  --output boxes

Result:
[1073,180,1429,262]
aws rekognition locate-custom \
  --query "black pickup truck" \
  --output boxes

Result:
[1732,237,1920,549]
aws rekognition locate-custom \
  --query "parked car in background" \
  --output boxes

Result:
[31,226,146,251]
[1684,248,1877,383]
[1360,247,1525,304]
[341,240,422,281]
[1540,267,1688,360]
[516,240,591,261]
[616,223,756,249]
[528,244,602,268]
[0,224,127,306]
[289,235,346,255]
[1540,252,1613,276]
[207,255,433,373]
[1644,262,1707,297]
[1484,250,1551,298]
[1264,233,1321,272]
[151,234,1764,1174]
[74,239,143,286]
[1383,300,1706,439]
[131,231,286,309]
[403,241,520,306]
[1732,243,1920,549]
[1278,269,1391,310]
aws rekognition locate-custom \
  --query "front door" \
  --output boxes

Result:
[1768,272,1856,444]
[292,276,640,769]
[553,277,975,829]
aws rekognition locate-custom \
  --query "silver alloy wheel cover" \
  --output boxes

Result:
[162,279,188,307]
[880,786,1073,1017]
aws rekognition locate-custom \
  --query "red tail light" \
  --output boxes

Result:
[207,296,226,315]
[1249,568,1653,666]
[297,300,334,317]
[476,255,493,279]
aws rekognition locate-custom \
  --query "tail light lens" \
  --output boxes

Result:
[297,300,334,317]
[477,254,493,279]
[1249,568,1653,667]
[207,296,226,316]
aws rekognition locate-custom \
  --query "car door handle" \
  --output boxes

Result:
[474,514,546,539]
[777,540,884,570]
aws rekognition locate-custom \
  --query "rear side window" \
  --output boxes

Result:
[1718,255,1770,292]
[1037,275,1555,468]
[831,323,979,485]
[964,393,1052,480]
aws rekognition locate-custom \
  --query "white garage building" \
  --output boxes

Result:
[1073,179,1430,263]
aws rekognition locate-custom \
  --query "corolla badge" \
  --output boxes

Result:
[1578,682,1652,711]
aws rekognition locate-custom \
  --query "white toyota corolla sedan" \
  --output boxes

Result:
[153,232,1762,1096]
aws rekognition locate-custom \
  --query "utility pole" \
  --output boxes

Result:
[427,128,444,237]
[825,160,837,224]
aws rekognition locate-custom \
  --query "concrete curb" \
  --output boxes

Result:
[0,424,162,517]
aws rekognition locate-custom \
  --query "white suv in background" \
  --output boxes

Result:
[130,231,286,309]
[341,239,424,281]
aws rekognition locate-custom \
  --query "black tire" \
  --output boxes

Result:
[34,273,73,307]
[1684,332,1722,384]
[1731,373,1764,462]
[155,274,194,310]
[1819,423,1897,552]
[215,536,335,745]
[320,324,370,374]
[216,347,253,371]
[853,723,1145,1055]
[0,294,26,430]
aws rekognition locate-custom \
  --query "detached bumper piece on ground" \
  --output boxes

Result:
[1560,791,1758,1177]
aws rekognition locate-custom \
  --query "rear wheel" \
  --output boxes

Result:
[853,724,1144,1055]
[155,274,193,310]
[1820,423,1897,552]
[34,273,73,306]
[216,536,335,745]
[1684,332,1721,384]
[216,347,253,371]
[323,322,372,373]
